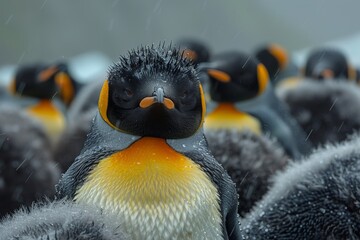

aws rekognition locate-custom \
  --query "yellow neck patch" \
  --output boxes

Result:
[277,76,302,90]
[26,100,65,143]
[75,137,223,239]
[204,103,262,135]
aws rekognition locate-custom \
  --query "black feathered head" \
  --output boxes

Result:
[201,51,269,102]
[98,43,206,139]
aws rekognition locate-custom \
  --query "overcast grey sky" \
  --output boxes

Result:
[1,0,360,65]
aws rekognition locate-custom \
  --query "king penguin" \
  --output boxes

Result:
[56,44,241,240]
[175,38,211,66]
[9,63,67,144]
[45,61,83,107]
[254,43,299,85]
[202,52,312,159]
[304,48,357,81]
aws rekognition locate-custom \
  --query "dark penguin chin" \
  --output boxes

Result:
[107,103,202,139]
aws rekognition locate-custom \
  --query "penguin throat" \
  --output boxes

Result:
[26,100,65,142]
[204,103,262,134]
[75,136,223,240]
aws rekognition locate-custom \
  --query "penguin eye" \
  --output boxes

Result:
[113,88,133,105]
[123,88,133,97]
[181,90,188,99]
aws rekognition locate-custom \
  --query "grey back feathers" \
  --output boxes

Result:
[205,129,289,217]
[0,200,129,240]
[0,106,60,216]
[278,79,360,147]
[241,134,360,239]
[238,83,313,159]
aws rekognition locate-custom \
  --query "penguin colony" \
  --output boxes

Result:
[0,40,360,240]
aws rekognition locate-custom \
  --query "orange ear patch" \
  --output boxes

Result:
[55,72,74,105]
[207,69,231,83]
[199,83,206,125]
[268,44,289,70]
[182,49,198,61]
[348,65,357,81]
[8,79,16,94]
[257,64,269,94]
[98,80,116,129]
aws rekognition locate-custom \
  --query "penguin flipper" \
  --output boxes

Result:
[56,148,116,199]
[184,150,241,240]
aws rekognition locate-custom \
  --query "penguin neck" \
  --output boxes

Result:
[205,102,262,134]
[75,136,223,240]
[26,99,65,143]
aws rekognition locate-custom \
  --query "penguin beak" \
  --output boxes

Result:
[207,69,231,83]
[313,63,334,80]
[38,66,59,82]
[139,87,175,110]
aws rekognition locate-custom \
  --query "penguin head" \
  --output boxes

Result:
[98,44,206,139]
[203,52,269,102]
[304,48,354,80]
[255,43,289,80]
[10,62,76,104]
[49,62,77,106]
[176,39,211,65]
[10,63,59,99]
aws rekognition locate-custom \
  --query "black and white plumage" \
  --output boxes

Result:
[0,106,60,216]
[241,134,360,239]
[0,200,129,240]
[206,129,289,217]
[278,79,360,147]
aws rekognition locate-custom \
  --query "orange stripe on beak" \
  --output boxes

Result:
[139,97,156,108]
[38,66,58,82]
[207,69,231,83]
[163,98,175,109]
[139,97,175,110]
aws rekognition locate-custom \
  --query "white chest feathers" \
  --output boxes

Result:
[75,137,224,240]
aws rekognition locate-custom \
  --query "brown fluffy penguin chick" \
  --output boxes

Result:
[241,133,360,239]
[0,106,61,216]
[278,79,360,147]
[206,129,289,217]
[0,200,129,240]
